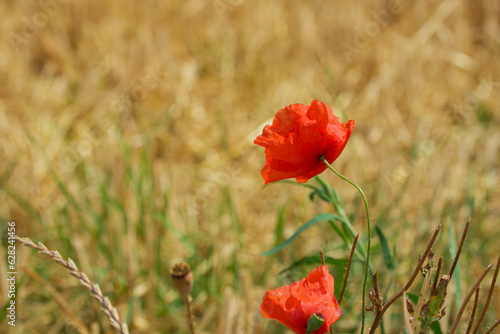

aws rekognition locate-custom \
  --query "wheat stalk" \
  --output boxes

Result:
[15,236,129,334]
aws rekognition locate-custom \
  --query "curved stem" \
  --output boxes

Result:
[320,157,371,334]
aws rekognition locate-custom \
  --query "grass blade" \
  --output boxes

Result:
[261,213,343,256]
[279,255,349,274]
[375,226,396,271]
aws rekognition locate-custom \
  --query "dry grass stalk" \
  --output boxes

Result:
[21,266,90,334]
[465,0,485,44]
[430,257,443,296]
[471,255,500,334]
[465,287,481,334]
[15,236,129,334]
[368,224,442,334]
[448,263,494,334]
[338,234,358,305]
[483,318,500,334]
[448,218,471,279]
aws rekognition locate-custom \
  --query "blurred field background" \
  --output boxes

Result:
[0,0,499,333]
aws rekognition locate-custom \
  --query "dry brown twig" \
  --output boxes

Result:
[366,272,383,317]
[368,224,442,334]
[368,218,487,334]
[430,257,443,297]
[15,236,129,334]
[465,287,480,334]
[338,234,359,305]
[448,217,471,280]
[483,318,500,334]
[471,255,500,334]
[448,263,494,334]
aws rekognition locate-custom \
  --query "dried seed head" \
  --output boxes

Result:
[406,296,415,316]
[170,262,193,301]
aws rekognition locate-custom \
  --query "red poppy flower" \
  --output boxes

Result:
[260,265,341,334]
[254,100,354,184]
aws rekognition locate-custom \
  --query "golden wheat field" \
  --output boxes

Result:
[1,0,499,333]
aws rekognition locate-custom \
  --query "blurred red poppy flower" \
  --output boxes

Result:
[254,100,354,184]
[260,265,341,334]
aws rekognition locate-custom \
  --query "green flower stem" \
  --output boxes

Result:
[315,175,371,270]
[320,157,371,334]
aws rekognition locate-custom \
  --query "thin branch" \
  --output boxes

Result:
[16,236,129,334]
[472,255,500,334]
[366,272,383,315]
[368,224,442,334]
[448,217,471,279]
[373,272,381,303]
[465,287,480,334]
[338,234,359,305]
[431,257,443,296]
[448,263,494,334]
[484,318,500,334]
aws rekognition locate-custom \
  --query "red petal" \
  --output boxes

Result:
[260,265,341,334]
[254,101,354,184]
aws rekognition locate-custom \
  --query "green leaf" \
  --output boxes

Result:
[274,206,286,247]
[261,213,343,256]
[273,179,317,191]
[421,275,449,332]
[407,292,419,304]
[375,226,396,271]
[328,221,351,245]
[279,255,350,274]
[308,187,331,202]
[430,321,443,334]
[276,179,331,203]
[314,175,336,203]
